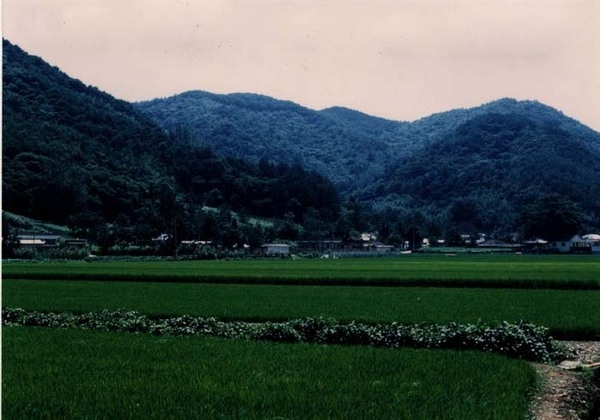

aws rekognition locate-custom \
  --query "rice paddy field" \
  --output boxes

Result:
[3,254,600,418]
[3,254,600,288]
[4,279,600,338]
[3,327,535,420]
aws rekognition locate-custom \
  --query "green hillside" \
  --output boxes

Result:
[5,38,600,248]
[2,39,341,250]
[361,104,600,235]
[137,92,600,237]
[135,91,406,192]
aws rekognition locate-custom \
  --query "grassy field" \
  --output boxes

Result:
[3,254,600,288]
[3,327,536,419]
[4,279,600,338]
[3,255,598,417]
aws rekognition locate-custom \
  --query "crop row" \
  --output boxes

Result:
[3,307,566,362]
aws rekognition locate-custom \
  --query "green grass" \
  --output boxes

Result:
[2,327,536,419]
[3,255,600,288]
[4,279,599,338]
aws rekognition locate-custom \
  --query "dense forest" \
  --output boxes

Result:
[4,39,600,256]
[138,91,600,241]
[361,110,600,237]
[2,39,344,253]
[135,91,406,193]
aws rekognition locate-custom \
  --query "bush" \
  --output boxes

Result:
[252,322,302,343]
[288,317,335,342]
[469,320,556,362]
[1,307,565,362]
[316,322,375,346]
[149,315,218,336]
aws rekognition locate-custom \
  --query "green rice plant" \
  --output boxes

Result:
[4,279,599,339]
[2,327,537,419]
[3,255,600,288]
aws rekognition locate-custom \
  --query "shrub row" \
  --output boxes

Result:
[2,307,565,363]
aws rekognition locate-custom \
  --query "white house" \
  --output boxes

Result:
[262,243,290,255]
[17,234,61,247]
[550,234,600,254]
[550,236,581,253]
[582,234,600,254]
[374,244,394,253]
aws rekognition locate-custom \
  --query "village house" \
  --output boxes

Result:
[261,243,290,255]
[522,239,550,253]
[582,234,600,254]
[477,239,521,251]
[549,234,600,254]
[17,234,61,247]
[62,238,89,248]
[295,240,342,252]
[373,244,394,253]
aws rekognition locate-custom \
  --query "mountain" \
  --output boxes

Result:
[135,91,407,193]
[2,40,341,248]
[137,93,600,236]
[3,39,170,226]
[5,38,600,245]
[361,102,600,234]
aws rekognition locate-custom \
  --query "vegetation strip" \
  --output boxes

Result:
[3,307,566,363]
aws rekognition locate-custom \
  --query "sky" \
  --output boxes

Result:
[3,0,600,131]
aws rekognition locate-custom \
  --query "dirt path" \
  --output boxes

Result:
[531,341,600,420]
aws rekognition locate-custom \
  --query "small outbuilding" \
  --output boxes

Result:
[17,234,61,247]
[374,244,394,253]
[522,239,549,253]
[261,243,290,255]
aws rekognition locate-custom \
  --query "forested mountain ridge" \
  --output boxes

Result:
[136,92,600,195]
[3,39,169,225]
[2,39,341,248]
[137,90,600,236]
[360,108,600,235]
[135,91,407,192]
[4,38,600,248]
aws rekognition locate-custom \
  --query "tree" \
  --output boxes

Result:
[445,225,464,247]
[2,214,20,258]
[277,212,300,240]
[401,210,425,251]
[519,194,583,241]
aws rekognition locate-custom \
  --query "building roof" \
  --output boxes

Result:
[523,239,548,245]
[17,234,61,240]
[582,234,600,241]
[19,239,46,245]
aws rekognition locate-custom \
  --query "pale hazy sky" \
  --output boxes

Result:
[3,0,600,131]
